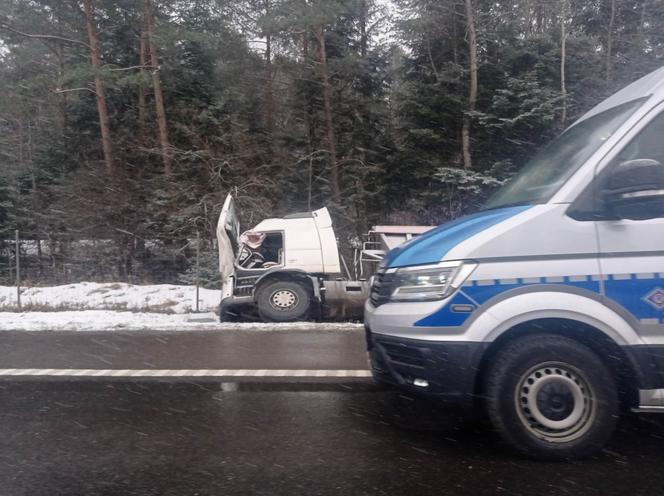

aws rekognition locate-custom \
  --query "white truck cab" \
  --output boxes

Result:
[216,197,366,321]
[365,66,664,459]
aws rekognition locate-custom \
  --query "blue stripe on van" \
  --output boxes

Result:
[383,206,531,268]
[415,277,600,327]
[414,274,664,327]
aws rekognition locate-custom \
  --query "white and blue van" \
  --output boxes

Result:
[365,67,664,459]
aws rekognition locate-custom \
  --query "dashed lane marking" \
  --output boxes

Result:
[0,368,373,378]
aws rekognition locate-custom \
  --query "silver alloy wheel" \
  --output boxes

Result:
[270,289,299,311]
[515,362,596,443]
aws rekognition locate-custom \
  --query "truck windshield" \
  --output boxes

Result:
[483,98,647,210]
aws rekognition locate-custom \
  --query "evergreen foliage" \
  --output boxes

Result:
[0,0,661,283]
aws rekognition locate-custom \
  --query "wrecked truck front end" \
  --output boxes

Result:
[216,195,360,322]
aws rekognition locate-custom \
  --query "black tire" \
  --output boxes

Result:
[485,333,618,460]
[256,280,312,322]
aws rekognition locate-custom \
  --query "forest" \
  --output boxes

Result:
[0,0,662,284]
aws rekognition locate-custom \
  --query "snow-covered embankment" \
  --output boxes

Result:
[0,282,220,313]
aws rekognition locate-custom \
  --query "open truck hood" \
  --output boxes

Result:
[216,193,240,279]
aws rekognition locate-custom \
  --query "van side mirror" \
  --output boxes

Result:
[602,159,664,220]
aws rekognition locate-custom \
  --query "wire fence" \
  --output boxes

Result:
[0,230,219,312]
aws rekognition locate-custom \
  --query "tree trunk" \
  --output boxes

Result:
[525,0,533,36]
[606,0,616,86]
[461,0,477,170]
[302,32,314,145]
[263,0,275,135]
[264,33,275,133]
[81,0,114,172]
[54,10,69,138]
[638,0,648,47]
[302,32,315,210]
[359,0,368,58]
[535,1,544,32]
[315,26,340,200]
[452,1,459,67]
[138,24,148,140]
[26,120,37,193]
[144,0,172,174]
[560,0,567,124]
[358,0,369,167]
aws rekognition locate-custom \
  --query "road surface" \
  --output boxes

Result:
[1,327,664,495]
[0,328,369,379]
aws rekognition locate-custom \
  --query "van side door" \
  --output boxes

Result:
[595,108,664,336]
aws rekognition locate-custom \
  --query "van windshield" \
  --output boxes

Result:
[483,98,647,210]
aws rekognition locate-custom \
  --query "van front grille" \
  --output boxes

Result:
[380,341,426,368]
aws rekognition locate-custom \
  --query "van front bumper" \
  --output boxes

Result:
[366,326,486,409]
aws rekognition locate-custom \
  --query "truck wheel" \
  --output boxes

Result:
[256,280,311,322]
[485,334,618,460]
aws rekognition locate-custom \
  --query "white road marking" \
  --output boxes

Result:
[0,369,372,378]
[190,370,210,377]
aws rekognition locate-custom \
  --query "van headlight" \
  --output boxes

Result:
[389,261,474,302]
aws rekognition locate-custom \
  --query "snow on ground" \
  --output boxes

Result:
[0,282,220,313]
[0,311,362,332]
[0,283,364,332]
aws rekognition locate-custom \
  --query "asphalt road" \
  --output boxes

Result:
[2,328,664,495]
[0,329,368,371]
[2,381,664,496]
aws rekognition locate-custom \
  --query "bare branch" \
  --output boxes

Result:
[0,23,90,48]
[106,64,155,72]
[52,87,97,95]
[114,228,145,240]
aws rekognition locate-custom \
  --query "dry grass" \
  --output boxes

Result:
[0,301,177,314]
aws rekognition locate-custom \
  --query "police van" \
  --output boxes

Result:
[365,67,664,459]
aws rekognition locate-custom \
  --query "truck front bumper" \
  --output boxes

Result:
[219,295,254,321]
[366,326,486,409]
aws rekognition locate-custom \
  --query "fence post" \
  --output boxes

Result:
[195,230,200,313]
[15,229,21,311]
[8,238,13,287]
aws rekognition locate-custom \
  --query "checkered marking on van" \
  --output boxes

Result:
[645,288,664,310]
[464,273,663,287]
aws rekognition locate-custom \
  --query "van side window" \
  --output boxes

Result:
[596,110,664,219]
[613,111,664,166]
[570,110,664,221]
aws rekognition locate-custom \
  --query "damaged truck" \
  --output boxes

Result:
[216,193,431,322]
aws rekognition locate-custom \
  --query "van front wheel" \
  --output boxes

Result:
[256,280,311,322]
[485,334,618,460]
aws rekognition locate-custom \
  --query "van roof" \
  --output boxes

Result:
[578,66,664,124]
[371,226,435,235]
